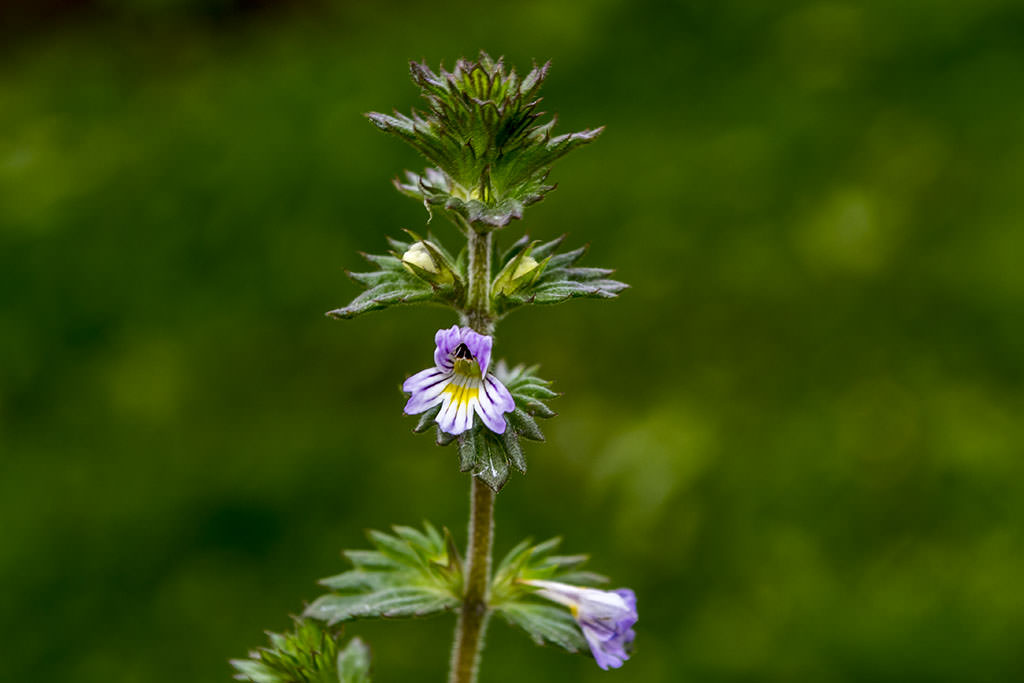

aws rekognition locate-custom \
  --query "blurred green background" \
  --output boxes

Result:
[2,1,1024,681]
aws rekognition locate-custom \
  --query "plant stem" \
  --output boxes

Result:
[463,230,494,334]
[449,228,495,683]
[448,477,495,683]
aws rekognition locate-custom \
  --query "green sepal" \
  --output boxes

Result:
[304,523,461,625]
[230,618,372,683]
[369,53,603,230]
[493,234,628,315]
[327,235,466,319]
[412,404,442,434]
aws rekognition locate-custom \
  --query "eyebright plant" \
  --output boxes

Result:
[232,53,634,683]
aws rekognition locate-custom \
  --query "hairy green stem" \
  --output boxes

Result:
[448,477,495,683]
[463,230,494,334]
[449,229,495,683]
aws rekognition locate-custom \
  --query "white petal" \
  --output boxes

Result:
[475,388,507,434]
[485,375,516,413]
[403,367,450,393]
[436,394,461,434]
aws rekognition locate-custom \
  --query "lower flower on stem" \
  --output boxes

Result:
[523,579,638,670]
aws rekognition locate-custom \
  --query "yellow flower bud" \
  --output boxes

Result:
[402,241,455,284]
[511,255,539,281]
[402,242,439,274]
[494,255,542,296]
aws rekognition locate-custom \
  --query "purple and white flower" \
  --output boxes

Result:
[402,325,516,436]
[524,579,637,670]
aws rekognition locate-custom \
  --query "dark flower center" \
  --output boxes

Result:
[453,343,474,360]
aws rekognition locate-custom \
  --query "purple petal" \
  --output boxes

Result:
[404,374,451,415]
[474,388,507,434]
[433,325,462,370]
[484,375,516,413]
[402,367,448,394]
[461,329,493,375]
[614,588,637,613]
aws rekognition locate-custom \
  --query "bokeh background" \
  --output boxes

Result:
[3,1,1024,681]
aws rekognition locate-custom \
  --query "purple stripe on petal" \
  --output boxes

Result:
[453,395,471,435]
[475,393,507,433]
[404,380,449,414]
[485,375,516,413]
[402,367,449,393]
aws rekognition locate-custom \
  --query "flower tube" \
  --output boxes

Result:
[523,579,637,670]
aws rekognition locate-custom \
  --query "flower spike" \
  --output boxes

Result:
[403,325,516,436]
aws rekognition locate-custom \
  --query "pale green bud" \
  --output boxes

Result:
[402,241,455,284]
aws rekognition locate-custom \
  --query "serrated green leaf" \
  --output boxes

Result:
[514,383,559,400]
[307,525,460,627]
[319,569,376,591]
[544,246,587,270]
[342,550,399,570]
[502,428,527,473]
[368,529,424,567]
[556,570,611,586]
[507,408,545,442]
[328,235,465,319]
[327,282,435,319]
[305,587,458,624]
[530,235,566,260]
[458,428,481,472]
[473,436,511,491]
[516,396,557,418]
[437,427,458,446]
[336,637,372,683]
[492,236,627,315]
[497,602,586,653]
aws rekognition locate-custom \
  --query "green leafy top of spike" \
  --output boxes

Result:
[230,619,372,683]
[368,52,603,229]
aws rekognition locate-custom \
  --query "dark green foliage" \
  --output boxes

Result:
[304,524,461,625]
[369,53,602,229]
[493,235,628,315]
[230,620,372,683]
[326,233,464,319]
